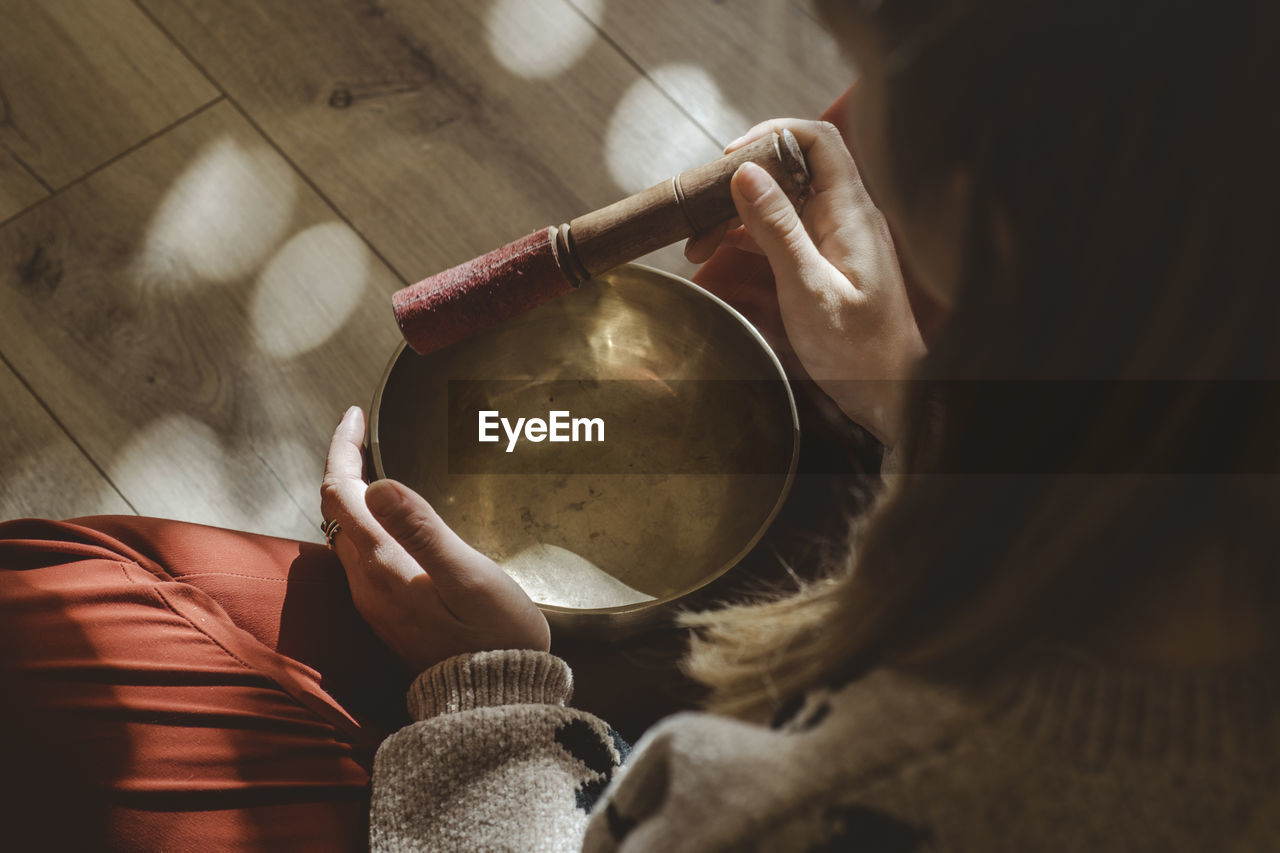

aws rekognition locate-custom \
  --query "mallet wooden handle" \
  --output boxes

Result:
[393,131,809,355]
[552,130,810,283]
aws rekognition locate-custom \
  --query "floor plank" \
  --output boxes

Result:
[0,356,134,520]
[0,148,46,223]
[0,0,216,189]
[138,0,716,282]
[0,102,405,540]
[566,0,855,145]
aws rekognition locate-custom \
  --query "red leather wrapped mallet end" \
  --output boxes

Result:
[392,227,568,355]
[393,131,810,355]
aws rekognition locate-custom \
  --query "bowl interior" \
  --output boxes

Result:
[372,264,797,615]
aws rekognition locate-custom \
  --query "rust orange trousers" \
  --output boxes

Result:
[0,516,414,851]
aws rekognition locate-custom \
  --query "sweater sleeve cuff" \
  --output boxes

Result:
[406,649,575,721]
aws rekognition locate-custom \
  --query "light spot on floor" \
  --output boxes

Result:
[250,222,370,358]
[108,413,306,536]
[604,67,722,195]
[649,63,749,148]
[486,0,602,80]
[138,137,297,286]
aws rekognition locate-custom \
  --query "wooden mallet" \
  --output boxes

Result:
[392,131,810,355]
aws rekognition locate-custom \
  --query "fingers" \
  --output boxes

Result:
[322,409,504,599]
[724,118,788,152]
[725,118,835,159]
[321,407,378,553]
[365,479,498,602]
[322,414,549,666]
[730,162,827,285]
[365,479,550,656]
[683,219,733,264]
[688,118,856,265]
[725,119,863,202]
[684,216,758,263]
[324,406,366,485]
[719,225,763,256]
[321,408,421,587]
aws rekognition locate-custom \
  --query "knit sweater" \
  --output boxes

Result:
[369,647,1279,852]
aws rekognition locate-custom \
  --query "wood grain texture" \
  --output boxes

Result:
[0,0,217,189]
[566,0,854,145]
[0,148,46,223]
[137,0,710,281]
[0,356,134,520]
[0,102,404,540]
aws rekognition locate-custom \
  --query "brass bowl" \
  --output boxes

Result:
[371,263,798,637]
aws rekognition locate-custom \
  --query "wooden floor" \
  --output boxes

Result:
[0,0,852,541]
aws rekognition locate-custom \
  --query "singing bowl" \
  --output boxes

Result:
[370,263,799,637]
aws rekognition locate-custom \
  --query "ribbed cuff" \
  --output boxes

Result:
[406,649,575,721]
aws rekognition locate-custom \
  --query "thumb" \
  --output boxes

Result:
[730,162,824,283]
[365,479,494,597]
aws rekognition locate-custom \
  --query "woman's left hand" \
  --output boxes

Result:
[320,406,550,674]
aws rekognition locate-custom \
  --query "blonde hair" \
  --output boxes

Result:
[679,567,852,721]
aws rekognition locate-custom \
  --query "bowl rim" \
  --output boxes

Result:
[370,262,800,618]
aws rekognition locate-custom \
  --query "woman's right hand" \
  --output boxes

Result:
[685,119,926,449]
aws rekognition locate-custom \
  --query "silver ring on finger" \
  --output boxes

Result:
[320,517,342,551]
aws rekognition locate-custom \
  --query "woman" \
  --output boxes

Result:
[324,0,1280,849]
[2,0,1276,849]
